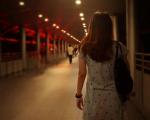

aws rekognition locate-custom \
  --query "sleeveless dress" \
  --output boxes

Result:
[79,42,127,120]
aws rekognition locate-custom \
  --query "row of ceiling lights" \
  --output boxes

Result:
[52,23,80,42]
[18,1,80,42]
[75,0,88,36]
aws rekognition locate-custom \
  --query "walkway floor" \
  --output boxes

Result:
[0,56,145,120]
[0,57,83,120]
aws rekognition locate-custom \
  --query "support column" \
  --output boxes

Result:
[46,32,50,62]
[126,0,136,79]
[126,0,142,105]
[57,40,59,56]
[53,39,56,56]
[58,40,61,56]
[36,29,41,67]
[21,27,27,70]
[62,40,64,55]
[64,41,67,53]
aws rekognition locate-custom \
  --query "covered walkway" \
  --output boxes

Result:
[0,0,150,120]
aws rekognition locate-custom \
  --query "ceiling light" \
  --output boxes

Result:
[82,23,86,26]
[83,24,86,27]
[61,30,66,33]
[56,26,60,29]
[19,1,25,6]
[53,24,57,27]
[84,29,87,32]
[81,17,85,21]
[75,0,82,5]
[44,18,49,22]
[38,14,43,18]
[79,13,84,17]
[67,33,70,36]
[75,39,80,42]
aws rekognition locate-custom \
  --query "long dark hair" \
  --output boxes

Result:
[81,12,113,62]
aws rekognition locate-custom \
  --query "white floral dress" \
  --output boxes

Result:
[79,43,127,120]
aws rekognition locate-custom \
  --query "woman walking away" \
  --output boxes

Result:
[75,12,128,120]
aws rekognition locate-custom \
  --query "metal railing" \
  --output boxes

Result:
[1,52,22,62]
[136,52,150,72]
[135,52,150,120]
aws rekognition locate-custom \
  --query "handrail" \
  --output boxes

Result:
[136,64,150,70]
[1,52,22,62]
[136,52,150,56]
[136,59,150,63]
[136,52,150,72]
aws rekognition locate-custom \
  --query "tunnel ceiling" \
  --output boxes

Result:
[0,0,125,41]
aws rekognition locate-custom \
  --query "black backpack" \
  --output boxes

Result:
[114,42,133,103]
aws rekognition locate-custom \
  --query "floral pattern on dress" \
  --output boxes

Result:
[79,42,127,120]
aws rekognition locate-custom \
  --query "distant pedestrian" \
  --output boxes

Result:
[73,45,79,56]
[67,44,74,64]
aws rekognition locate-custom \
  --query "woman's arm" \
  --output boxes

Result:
[76,57,87,110]
[77,57,87,95]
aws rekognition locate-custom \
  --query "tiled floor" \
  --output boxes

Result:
[0,57,83,120]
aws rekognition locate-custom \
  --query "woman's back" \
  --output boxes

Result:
[76,12,126,120]
[80,42,127,120]
[81,42,117,90]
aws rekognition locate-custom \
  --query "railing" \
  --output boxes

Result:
[136,52,150,73]
[1,52,22,62]
[135,52,150,119]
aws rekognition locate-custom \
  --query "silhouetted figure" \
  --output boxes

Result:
[67,44,74,64]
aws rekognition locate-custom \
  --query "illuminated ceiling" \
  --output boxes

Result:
[0,0,125,40]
